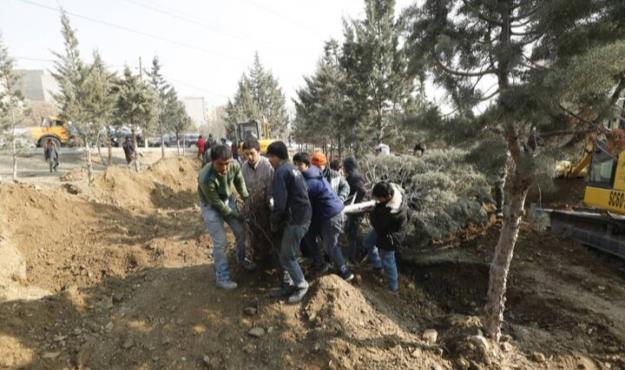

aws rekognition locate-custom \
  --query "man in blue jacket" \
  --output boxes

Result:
[293,152,354,282]
[266,142,312,304]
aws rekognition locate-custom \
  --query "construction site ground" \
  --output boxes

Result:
[0,151,624,370]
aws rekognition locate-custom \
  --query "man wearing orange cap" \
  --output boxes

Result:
[311,152,350,202]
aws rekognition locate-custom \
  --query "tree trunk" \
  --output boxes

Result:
[96,131,106,166]
[338,134,343,160]
[85,138,94,184]
[132,126,140,172]
[483,173,530,342]
[107,131,112,166]
[176,135,181,156]
[161,134,165,159]
[11,108,17,181]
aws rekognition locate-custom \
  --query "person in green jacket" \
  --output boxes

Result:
[198,145,256,290]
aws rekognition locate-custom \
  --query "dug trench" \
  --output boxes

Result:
[0,157,623,369]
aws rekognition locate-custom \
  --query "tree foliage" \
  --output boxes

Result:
[225,53,289,138]
[404,0,625,341]
[293,0,422,156]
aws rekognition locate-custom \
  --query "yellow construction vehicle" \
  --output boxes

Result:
[235,119,275,154]
[540,133,625,258]
[31,116,77,147]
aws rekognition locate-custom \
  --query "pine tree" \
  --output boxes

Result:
[163,86,190,155]
[84,51,116,171]
[225,53,289,138]
[293,40,349,157]
[340,0,417,154]
[113,66,156,171]
[0,34,25,181]
[51,11,97,182]
[147,56,170,159]
[405,0,625,341]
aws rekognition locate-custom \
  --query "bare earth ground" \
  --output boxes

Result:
[0,151,623,370]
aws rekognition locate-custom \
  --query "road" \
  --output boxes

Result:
[0,146,201,185]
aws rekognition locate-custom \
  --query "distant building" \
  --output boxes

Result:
[181,96,206,129]
[204,105,227,138]
[16,70,59,104]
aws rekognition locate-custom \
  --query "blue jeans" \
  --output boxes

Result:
[279,223,310,289]
[346,214,364,262]
[201,198,247,282]
[306,213,348,272]
[363,230,398,291]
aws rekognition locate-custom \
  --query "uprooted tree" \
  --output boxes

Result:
[0,34,25,181]
[405,0,625,341]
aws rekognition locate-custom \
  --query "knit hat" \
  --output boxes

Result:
[266,141,289,160]
[311,152,327,167]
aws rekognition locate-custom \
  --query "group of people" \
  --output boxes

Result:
[197,138,409,304]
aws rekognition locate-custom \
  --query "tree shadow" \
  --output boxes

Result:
[149,183,197,211]
[0,264,310,370]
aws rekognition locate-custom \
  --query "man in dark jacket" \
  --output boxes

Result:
[122,136,136,167]
[44,139,59,172]
[343,157,368,263]
[363,182,408,292]
[294,152,354,281]
[266,142,312,304]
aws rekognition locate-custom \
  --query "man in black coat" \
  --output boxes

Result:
[363,182,408,293]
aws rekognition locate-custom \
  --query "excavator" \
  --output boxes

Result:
[539,98,625,259]
[235,119,275,154]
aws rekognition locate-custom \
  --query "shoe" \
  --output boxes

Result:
[339,270,355,282]
[287,286,309,304]
[216,280,238,290]
[388,287,399,295]
[238,258,257,271]
[269,284,296,298]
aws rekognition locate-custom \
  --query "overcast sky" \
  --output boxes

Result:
[1,0,415,108]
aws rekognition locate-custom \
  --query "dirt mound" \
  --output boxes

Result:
[305,275,450,369]
[92,157,198,210]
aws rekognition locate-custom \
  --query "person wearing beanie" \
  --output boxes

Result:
[294,152,354,282]
[342,157,369,264]
[311,152,350,203]
[266,141,312,304]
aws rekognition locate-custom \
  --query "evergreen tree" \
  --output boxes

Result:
[84,51,116,170]
[0,34,25,181]
[113,66,156,171]
[147,56,170,159]
[405,0,625,341]
[340,0,417,154]
[50,11,97,182]
[163,86,190,154]
[225,53,289,138]
[293,40,349,157]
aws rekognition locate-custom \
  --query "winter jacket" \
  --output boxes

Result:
[302,166,344,224]
[343,157,367,204]
[370,183,408,251]
[198,161,249,217]
[122,141,135,162]
[197,138,206,154]
[44,144,58,161]
[271,161,312,228]
[322,167,350,202]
